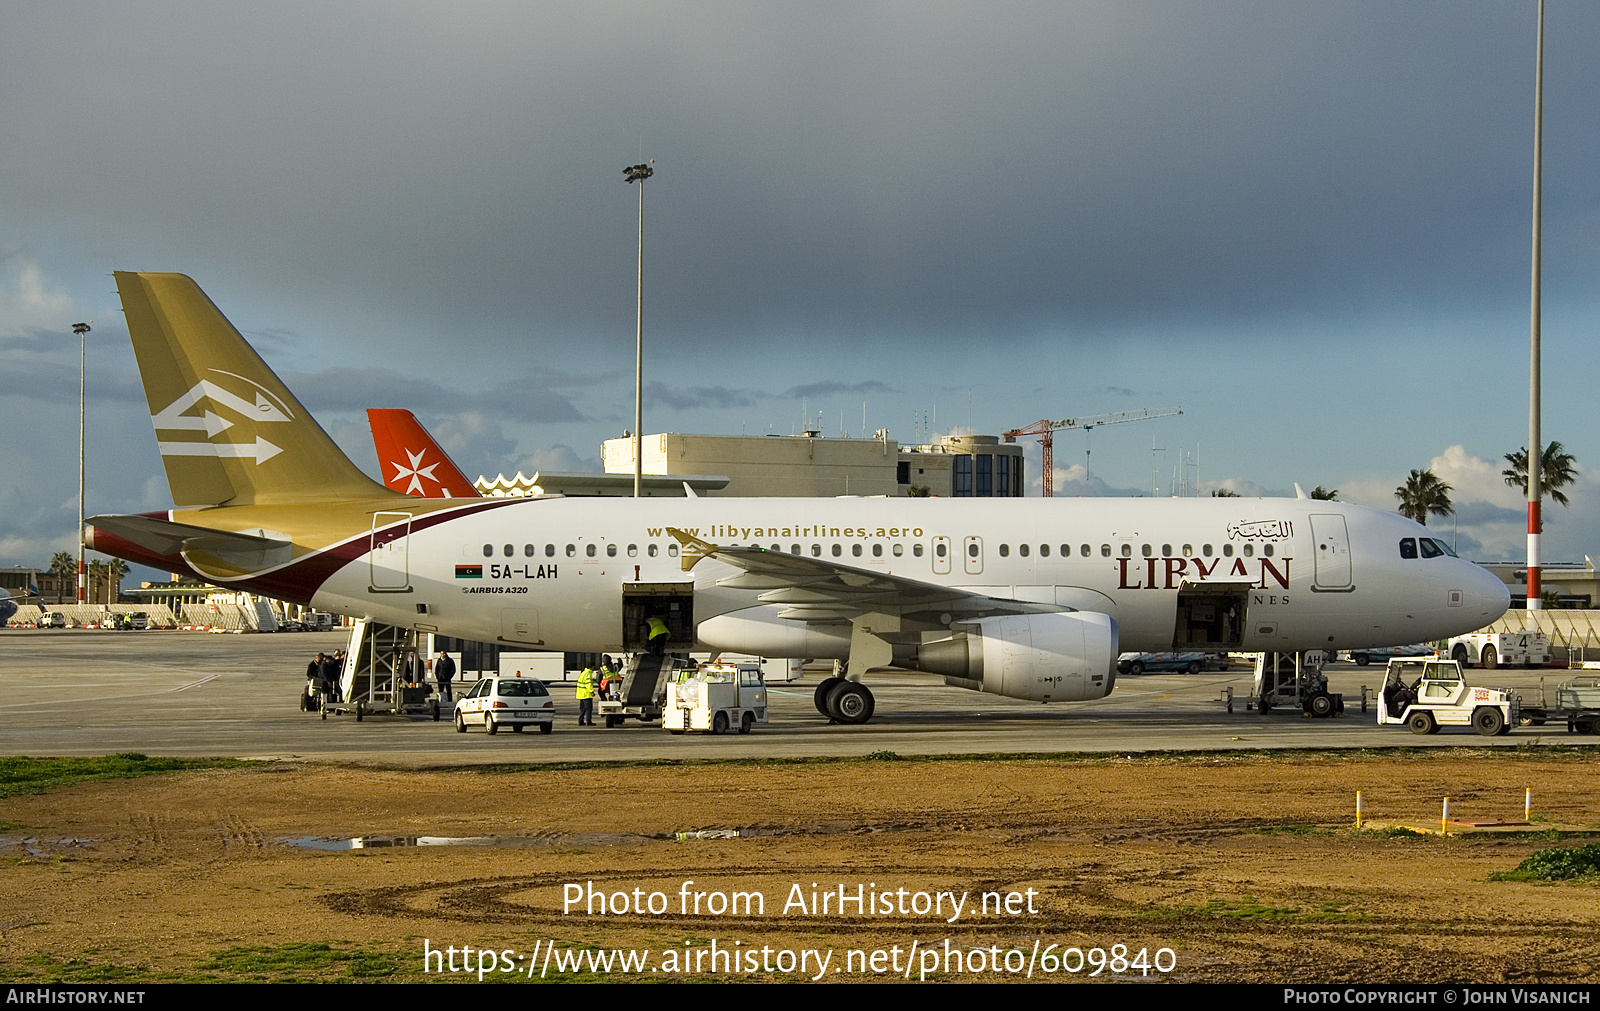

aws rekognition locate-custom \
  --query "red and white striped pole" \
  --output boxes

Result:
[1526,0,1544,611]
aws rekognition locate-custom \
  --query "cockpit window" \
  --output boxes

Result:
[1420,537,1457,558]
[1399,538,1417,559]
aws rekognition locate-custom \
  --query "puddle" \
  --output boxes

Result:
[0,837,93,857]
[279,831,650,851]
[279,822,865,851]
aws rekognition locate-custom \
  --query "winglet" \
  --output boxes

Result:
[1294,483,1308,500]
[666,527,715,572]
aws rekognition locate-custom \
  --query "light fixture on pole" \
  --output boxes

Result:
[625,161,653,498]
[72,321,91,603]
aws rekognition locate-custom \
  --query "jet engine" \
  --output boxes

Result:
[914,611,1118,702]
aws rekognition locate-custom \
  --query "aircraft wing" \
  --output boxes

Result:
[667,528,1068,630]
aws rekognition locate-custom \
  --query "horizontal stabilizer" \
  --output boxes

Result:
[86,513,290,561]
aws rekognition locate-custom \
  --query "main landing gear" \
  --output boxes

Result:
[813,677,875,725]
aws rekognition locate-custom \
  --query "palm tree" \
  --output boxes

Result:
[49,551,75,580]
[1395,469,1453,525]
[1503,442,1577,509]
[104,559,129,605]
[87,560,107,606]
[1310,486,1338,500]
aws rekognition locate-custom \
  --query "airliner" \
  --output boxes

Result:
[85,273,1509,723]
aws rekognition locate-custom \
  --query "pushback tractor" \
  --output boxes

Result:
[1376,657,1517,736]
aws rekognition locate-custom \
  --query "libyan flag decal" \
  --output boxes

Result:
[455,565,483,579]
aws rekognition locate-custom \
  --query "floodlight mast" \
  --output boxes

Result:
[73,322,91,602]
[1527,0,1544,610]
[625,161,653,499]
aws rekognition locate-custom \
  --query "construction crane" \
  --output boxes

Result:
[1004,407,1183,497]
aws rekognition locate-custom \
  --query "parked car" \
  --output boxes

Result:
[454,676,555,734]
[1117,651,1210,675]
[1344,644,1434,667]
[37,612,65,629]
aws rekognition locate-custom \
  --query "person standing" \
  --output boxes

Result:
[646,615,670,656]
[433,651,457,703]
[576,665,595,726]
[321,651,343,704]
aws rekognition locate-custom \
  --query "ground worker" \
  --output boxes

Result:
[646,615,670,655]
[576,666,595,726]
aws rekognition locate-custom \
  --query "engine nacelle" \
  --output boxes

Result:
[916,611,1117,702]
[695,608,852,658]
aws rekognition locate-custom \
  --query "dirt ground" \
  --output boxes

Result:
[3,751,1598,984]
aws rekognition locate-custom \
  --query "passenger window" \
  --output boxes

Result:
[1182,544,1192,557]
[566,544,576,557]
[1099,544,1109,557]
[935,543,946,558]
[892,543,903,557]
[1019,544,1029,557]
[1120,544,1132,557]
[648,544,659,557]
[1039,544,1049,557]
[524,544,536,557]
[1399,538,1418,559]
[586,544,597,557]
[504,544,514,557]
[627,544,638,557]
[999,544,1010,557]
[872,544,883,557]
[912,543,923,557]
[968,543,979,558]
[1263,544,1273,557]
[1243,544,1254,557]
[1140,544,1151,557]
[482,544,493,558]
[546,544,556,557]
[668,545,678,557]
[791,544,801,554]
[607,544,617,557]
[832,544,842,557]
[852,544,862,557]
[771,544,780,552]
[1203,544,1213,557]
[1162,544,1172,557]
[1223,544,1234,557]
[812,544,822,557]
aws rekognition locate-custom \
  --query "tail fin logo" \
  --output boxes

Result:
[153,370,294,465]
[391,448,445,496]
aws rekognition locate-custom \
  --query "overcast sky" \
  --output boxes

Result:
[4,1,1599,584]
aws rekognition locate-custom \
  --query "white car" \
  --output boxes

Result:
[453,676,555,735]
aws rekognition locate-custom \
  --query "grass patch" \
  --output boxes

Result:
[1254,823,1327,836]
[1368,827,1431,839]
[425,743,1600,776]
[194,942,405,982]
[0,754,254,799]
[23,953,150,983]
[863,750,903,761]
[1490,843,1600,882]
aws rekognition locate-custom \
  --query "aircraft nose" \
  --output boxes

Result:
[1464,562,1511,623]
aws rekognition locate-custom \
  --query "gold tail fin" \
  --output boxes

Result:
[115,271,388,506]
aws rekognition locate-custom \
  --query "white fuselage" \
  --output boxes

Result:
[310,495,1509,661]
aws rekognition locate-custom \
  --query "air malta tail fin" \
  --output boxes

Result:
[115,272,389,507]
[367,408,480,498]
